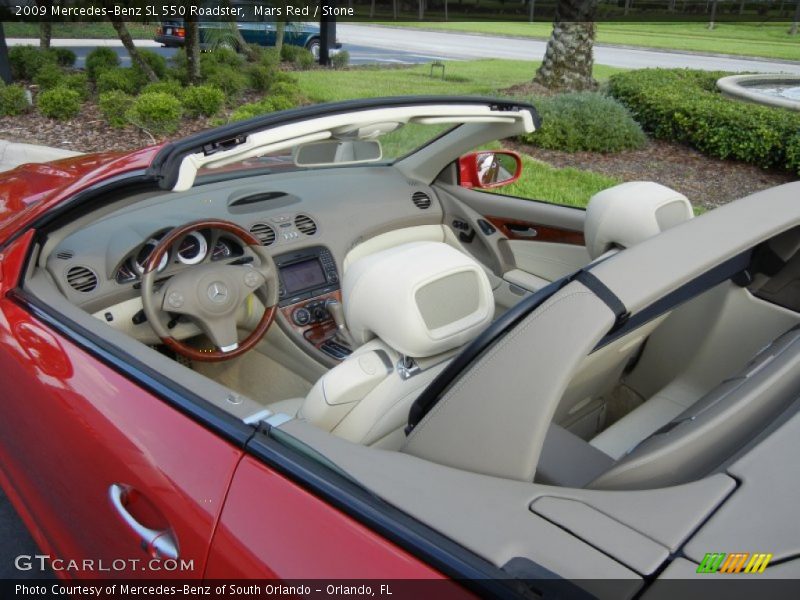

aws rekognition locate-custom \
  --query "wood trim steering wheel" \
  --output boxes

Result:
[140,219,278,362]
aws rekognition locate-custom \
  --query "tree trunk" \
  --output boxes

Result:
[275,21,286,54]
[791,0,800,35]
[222,0,258,60]
[529,0,536,22]
[36,1,51,48]
[0,22,12,84]
[184,15,201,84]
[104,4,158,82]
[534,0,598,91]
[419,0,425,19]
[370,0,376,18]
[708,0,718,29]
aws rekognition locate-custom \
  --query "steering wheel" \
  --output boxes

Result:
[140,219,278,362]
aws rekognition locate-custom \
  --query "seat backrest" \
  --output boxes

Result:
[584,182,694,260]
[588,326,800,490]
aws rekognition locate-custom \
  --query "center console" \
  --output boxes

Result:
[275,246,351,360]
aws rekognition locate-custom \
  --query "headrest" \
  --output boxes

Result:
[343,242,494,358]
[584,182,693,260]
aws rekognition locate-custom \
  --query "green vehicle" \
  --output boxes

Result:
[154,1,340,59]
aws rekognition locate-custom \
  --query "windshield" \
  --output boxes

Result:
[196,122,455,182]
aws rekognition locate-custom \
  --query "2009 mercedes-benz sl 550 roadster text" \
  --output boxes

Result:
[1,97,799,597]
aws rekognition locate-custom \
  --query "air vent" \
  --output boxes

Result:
[249,222,276,246]
[412,191,432,209]
[56,250,74,260]
[66,266,98,293]
[294,214,317,236]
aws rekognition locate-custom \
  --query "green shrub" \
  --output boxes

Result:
[257,48,281,69]
[203,47,244,69]
[141,80,184,99]
[61,73,89,101]
[787,135,800,176]
[608,68,800,172]
[33,63,65,90]
[331,50,350,70]
[204,67,249,102]
[181,85,225,118]
[125,92,183,135]
[280,44,300,62]
[0,84,30,116]
[134,49,168,79]
[228,95,299,123]
[49,48,77,68]
[246,63,275,92]
[293,48,315,71]
[96,67,142,94]
[273,70,298,86]
[99,91,134,128]
[9,46,56,80]
[270,81,301,102]
[37,86,81,120]
[85,47,120,80]
[520,92,647,153]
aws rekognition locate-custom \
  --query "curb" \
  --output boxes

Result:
[0,140,83,173]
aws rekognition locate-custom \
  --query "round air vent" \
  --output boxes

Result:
[412,191,432,209]
[249,222,276,246]
[66,266,98,293]
[56,250,74,260]
[294,214,317,236]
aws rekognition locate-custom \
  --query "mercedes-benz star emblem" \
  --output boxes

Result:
[207,282,229,303]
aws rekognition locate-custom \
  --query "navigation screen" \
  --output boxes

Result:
[281,259,327,293]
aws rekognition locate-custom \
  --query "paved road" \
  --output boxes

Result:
[10,23,800,72]
[337,24,800,74]
[0,488,53,579]
[7,35,452,67]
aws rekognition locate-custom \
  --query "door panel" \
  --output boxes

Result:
[0,297,242,578]
[206,455,445,579]
[436,183,589,290]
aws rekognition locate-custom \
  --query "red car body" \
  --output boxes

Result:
[0,150,449,583]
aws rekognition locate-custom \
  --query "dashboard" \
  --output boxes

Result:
[45,166,443,363]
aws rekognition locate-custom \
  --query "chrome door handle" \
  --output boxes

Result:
[108,484,179,559]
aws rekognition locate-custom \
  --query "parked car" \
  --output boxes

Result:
[1,97,798,594]
[154,6,338,58]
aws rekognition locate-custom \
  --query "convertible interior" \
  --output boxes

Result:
[20,99,800,589]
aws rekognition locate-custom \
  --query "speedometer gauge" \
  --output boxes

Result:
[177,231,208,265]
[133,239,169,274]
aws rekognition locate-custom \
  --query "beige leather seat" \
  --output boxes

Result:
[506,182,694,293]
[267,241,494,448]
[552,182,695,435]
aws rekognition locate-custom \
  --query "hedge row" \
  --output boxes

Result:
[608,68,800,174]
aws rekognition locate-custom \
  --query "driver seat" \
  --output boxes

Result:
[266,241,495,447]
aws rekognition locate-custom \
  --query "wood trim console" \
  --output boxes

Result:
[279,289,343,354]
[485,215,585,246]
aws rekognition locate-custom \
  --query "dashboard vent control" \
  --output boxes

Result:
[56,250,74,260]
[249,222,276,246]
[66,266,98,293]
[412,191,432,209]
[294,214,318,236]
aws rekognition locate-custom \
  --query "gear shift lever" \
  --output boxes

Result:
[325,298,355,347]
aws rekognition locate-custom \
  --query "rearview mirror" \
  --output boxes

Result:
[294,140,383,167]
[458,151,522,189]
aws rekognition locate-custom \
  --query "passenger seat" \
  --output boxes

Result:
[536,326,800,489]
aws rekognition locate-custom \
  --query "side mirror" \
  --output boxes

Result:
[458,150,522,189]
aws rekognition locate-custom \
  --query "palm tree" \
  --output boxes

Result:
[36,1,52,49]
[184,15,201,84]
[103,1,158,82]
[533,0,598,91]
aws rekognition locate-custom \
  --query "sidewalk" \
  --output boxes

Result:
[0,140,82,172]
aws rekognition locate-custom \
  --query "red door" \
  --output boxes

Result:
[0,233,245,579]
[206,455,447,580]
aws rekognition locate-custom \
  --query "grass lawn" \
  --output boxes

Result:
[3,22,155,39]
[293,59,623,103]
[379,21,800,62]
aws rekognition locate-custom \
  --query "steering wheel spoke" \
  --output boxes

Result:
[198,315,240,353]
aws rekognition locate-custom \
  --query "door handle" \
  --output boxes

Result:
[109,484,179,560]
[507,224,539,238]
